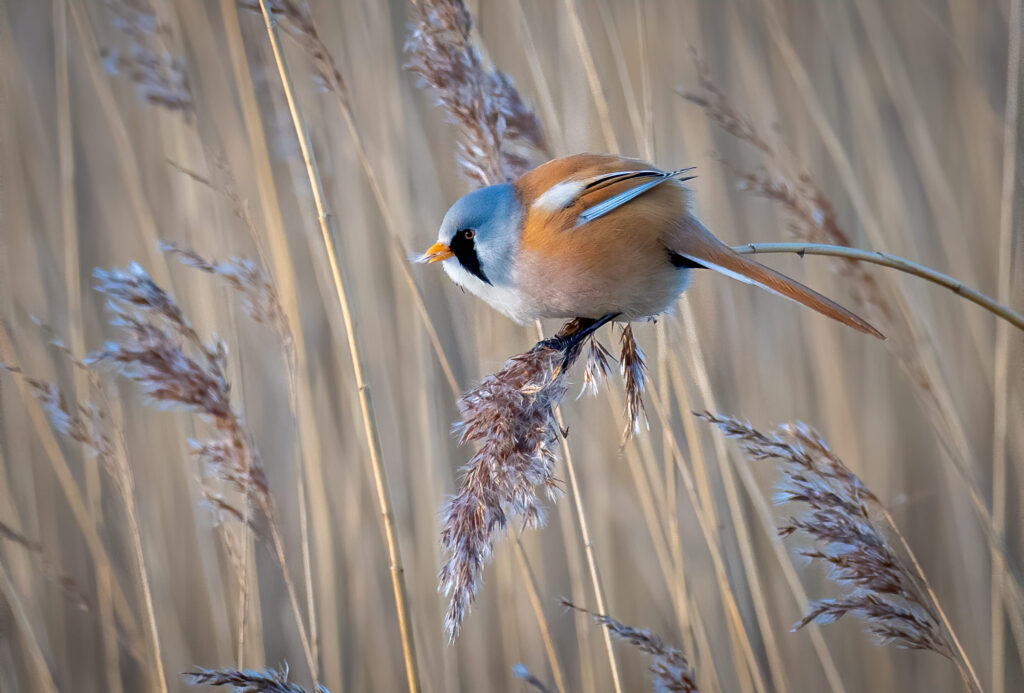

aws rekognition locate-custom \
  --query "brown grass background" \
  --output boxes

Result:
[0,0,1022,691]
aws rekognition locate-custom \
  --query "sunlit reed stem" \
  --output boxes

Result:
[991,1,1022,690]
[253,3,419,691]
[535,323,625,693]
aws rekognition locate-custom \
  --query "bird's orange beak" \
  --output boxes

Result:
[421,241,454,264]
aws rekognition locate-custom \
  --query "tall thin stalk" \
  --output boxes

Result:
[253,3,420,691]
[992,1,1022,690]
[535,323,625,693]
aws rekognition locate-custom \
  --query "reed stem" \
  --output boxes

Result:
[536,324,624,693]
[254,3,420,690]
[991,1,1022,690]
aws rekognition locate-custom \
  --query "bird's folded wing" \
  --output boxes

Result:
[576,168,696,226]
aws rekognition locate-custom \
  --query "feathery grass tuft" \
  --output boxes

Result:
[101,0,192,117]
[161,243,289,341]
[89,262,269,509]
[405,0,547,185]
[564,601,700,692]
[698,412,980,690]
[619,324,648,440]
[578,337,615,399]
[439,343,571,640]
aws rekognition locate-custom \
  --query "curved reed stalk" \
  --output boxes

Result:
[733,242,1024,331]
[253,3,419,691]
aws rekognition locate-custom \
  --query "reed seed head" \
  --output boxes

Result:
[405,0,547,186]
[699,412,956,658]
[565,601,700,692]
[439,345,568,641]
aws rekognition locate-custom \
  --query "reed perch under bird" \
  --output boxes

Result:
[419,153,884,345]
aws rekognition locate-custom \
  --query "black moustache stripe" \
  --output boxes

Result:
[450,233,491,285]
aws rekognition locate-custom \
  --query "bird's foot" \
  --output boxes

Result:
[533,313,619,365]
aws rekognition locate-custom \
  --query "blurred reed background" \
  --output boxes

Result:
[0,0,1021,691]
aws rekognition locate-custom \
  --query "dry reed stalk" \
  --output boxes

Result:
[66,1,175,291]
[1,339,169,692]
[54,1,123,688]
[561,0,618,152]
[565,602,700,693]
[185,664,327,693]
[700,413,982,693]
[512,0,565,153]
[628,370,765,693]
[246,2,568,685]
[0,320,146,659]
[251,3,417,690]
[0,558,59,693]
[990,2,1022,690]
[731,243,1024,332]
[512,536,569,693]
[217,4,336,675]
[539,322,625,693]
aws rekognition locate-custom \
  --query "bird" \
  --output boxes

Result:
[419,153,883,343]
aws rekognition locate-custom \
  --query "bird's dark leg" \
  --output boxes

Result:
[534,313,619,367]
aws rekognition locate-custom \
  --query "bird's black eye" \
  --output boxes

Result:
[460,228,475,240]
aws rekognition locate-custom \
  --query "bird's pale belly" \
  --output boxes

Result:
[514,251,692,321]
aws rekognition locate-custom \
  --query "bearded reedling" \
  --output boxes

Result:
[420,153,883,344]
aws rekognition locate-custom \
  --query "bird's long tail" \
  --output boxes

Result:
[666,216,884,339]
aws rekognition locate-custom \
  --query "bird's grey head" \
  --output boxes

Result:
[421,183,520,289]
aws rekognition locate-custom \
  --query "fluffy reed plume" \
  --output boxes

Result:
[405,0,548,185]
[237,0,344,96]
[439,340,578,640]
[185,665,327,693]
[161,243,290,344]
[698,413,979,689]
[511,664,554,693]
[619,324,648,440]
[564,601,700,693]
[89,262,269,512]
[101,0,193,117]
